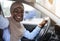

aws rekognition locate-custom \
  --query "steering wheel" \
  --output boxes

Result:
[35,17,51,41]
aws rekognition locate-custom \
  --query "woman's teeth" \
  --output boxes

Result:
[17,17,21,18]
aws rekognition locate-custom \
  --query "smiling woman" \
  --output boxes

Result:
[9,1,43,41]
[0,1,52,41]
[10,1,24,22]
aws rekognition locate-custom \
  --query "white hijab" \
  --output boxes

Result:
[0,15,9,29]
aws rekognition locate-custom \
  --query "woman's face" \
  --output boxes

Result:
[12,6,24,22]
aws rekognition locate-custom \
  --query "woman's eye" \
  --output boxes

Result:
[14,8,18,12]
[15,9,18,12]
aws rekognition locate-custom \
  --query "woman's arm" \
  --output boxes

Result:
[23,26,41,40]
[21,19,47,40]
[22,20,47,40]
[20,23,41,40]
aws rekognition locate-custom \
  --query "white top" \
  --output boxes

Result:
[0,15,9,29]
[23,26,41,40]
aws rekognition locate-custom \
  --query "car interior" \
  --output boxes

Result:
[0,0,60,41]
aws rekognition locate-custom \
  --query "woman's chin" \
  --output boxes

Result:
[15,20,20,22]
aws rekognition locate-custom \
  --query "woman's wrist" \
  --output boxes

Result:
[38,20,47,28]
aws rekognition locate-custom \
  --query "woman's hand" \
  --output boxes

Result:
[38,20,47,28]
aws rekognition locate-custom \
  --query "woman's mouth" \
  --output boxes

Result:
[17,16,21,19]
